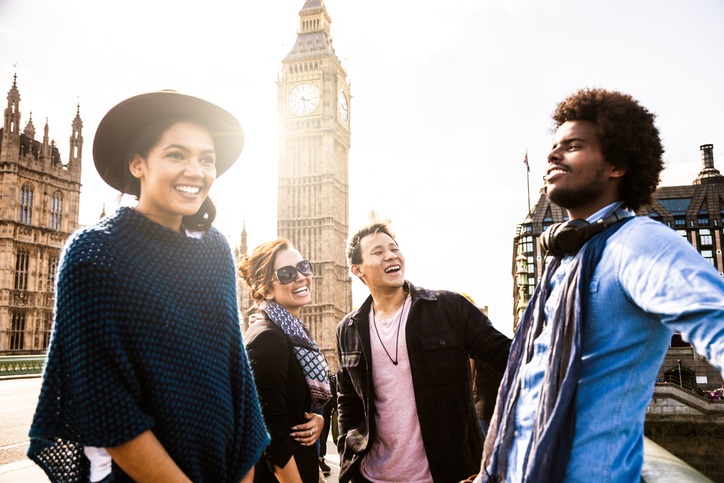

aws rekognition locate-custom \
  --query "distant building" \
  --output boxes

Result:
[233,222,254,333]
[512,144,724,389]
[276,0,352,370]
[0,74,82,354]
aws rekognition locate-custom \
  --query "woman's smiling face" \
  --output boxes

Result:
[266,247,313,317]
[130,121,216,230]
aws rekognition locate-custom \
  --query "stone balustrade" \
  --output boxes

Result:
[0,355,45,377]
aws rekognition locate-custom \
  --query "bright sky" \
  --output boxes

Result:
[2,0,723,337]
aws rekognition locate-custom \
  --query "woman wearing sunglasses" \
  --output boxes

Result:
[239,239,332,483]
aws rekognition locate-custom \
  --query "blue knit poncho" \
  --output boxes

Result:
[28,207,270,482]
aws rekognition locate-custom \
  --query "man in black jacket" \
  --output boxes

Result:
[336,215,511,483]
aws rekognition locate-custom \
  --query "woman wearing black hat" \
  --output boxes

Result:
[28,91,269,482]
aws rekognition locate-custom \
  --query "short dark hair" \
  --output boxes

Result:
[552,88,664,211]
[347,216,396,266]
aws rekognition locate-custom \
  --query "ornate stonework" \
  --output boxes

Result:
[277,0,352,370]
[0,74,82,353]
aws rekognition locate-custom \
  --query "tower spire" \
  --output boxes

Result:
[240,221,248,256]
[2,74,22,162]
[68,101,83,169]
[284,0,338,63]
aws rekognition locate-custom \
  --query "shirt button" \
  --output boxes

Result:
[439,339,446,346]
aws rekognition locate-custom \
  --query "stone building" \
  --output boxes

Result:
[276,0,352,370]
[511,144,724,389]
[0,74,82,354]
[233,222,254,333]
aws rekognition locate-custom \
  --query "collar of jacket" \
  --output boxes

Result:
[346,281,437,326]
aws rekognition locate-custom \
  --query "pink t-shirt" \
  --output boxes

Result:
[360,295,433,483]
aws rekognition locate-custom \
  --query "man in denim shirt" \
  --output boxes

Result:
[478,88,724,482]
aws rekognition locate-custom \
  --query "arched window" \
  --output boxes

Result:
[46,254,59,291]
[10,311,26,351]
[14,248,29,290]
[19,183,33,224]
[42,312,52,349]
[50,191,63,230]
[36,312,53,350]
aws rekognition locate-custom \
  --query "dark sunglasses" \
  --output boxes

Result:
[273,259,313,284]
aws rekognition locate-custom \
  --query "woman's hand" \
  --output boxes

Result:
[289,412,324,446]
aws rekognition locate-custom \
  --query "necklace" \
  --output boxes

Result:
[372,297,407,366]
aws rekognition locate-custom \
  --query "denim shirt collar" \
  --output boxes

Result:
[586,201,634,224]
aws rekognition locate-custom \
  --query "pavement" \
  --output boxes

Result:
[0,457,44,482]
[0,437,340,482]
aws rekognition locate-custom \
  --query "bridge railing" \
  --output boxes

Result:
[0,357,715,481]
[661,373,700,392]
[642,437,713,482]
[0,355,45,377]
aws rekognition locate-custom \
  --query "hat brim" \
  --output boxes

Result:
[93,91,244,193]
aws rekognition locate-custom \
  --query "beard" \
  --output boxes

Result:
[547,165,608,213]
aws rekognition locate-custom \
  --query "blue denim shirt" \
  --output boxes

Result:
[507,203,724,482]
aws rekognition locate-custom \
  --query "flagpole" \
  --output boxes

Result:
[527,167,531,213]
[524,149,531,213]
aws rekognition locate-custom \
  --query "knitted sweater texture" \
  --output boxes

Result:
[28,207,269,482]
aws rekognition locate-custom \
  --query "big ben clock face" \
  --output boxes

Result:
[337,90,349,123]
[288,83,320,116]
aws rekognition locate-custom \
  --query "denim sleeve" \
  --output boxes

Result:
[615,219,724,374]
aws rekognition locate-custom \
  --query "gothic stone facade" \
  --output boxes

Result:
[277,0,352,370]
[0,75,82,354]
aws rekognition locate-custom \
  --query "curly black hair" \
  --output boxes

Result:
[551,88,664,211]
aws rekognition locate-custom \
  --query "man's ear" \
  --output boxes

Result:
[609,163,626,179]
[350,264,363,278]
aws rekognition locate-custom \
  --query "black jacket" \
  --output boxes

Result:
[335,282,511,483]
[245,315,319,483]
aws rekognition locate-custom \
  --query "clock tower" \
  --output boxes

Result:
[277,0,351,369]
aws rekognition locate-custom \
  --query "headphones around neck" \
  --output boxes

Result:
[540,210,632,257]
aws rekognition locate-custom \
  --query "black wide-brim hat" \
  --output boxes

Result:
[93,90,244,193]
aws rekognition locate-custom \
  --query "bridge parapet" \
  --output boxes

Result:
[646,383,724,481]
[0,355,45,377]
[642,438,713,482]
[648,382,724,422]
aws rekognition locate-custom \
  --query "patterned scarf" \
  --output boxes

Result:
[481,216,633,482]
[261,301,332,410]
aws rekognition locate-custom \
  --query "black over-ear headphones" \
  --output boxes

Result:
[540,211,631,257]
